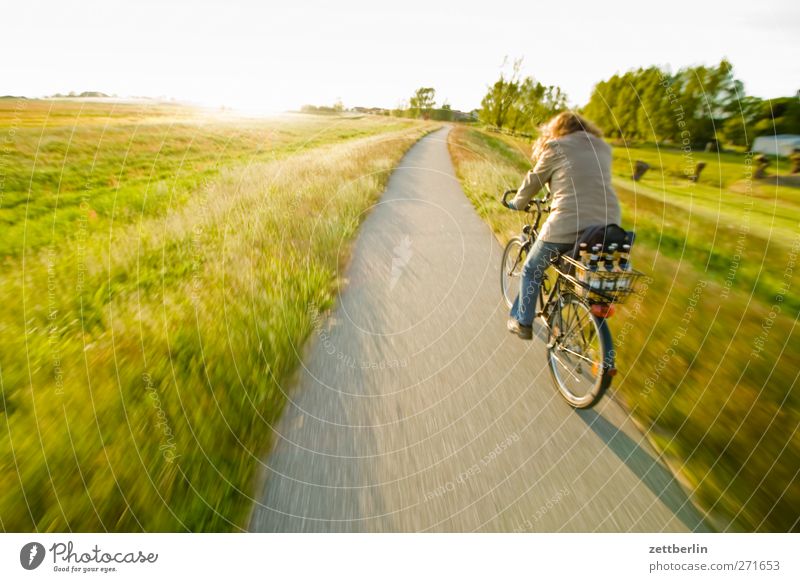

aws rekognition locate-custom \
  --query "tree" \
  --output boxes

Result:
[430,101,454,122]
[479,59,567,133]
[721,95,763,146]
[673,59,743,146]
[479,78,520,128]
[583,78,616,137]
[752,97,800,137]
[478,58,524,129]
[583,60,751,146]
[612,72,640,140]
[409,87,436,119]
[508,78,567,133]
[635,67,674,143]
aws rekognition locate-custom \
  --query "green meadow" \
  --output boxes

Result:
[448,126,799,532]
[0,99,434,531]
[2,96,796,533]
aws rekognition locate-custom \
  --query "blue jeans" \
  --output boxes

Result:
[510,239,574,326]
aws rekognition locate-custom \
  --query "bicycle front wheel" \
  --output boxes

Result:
[500,237,527,309]
[547,297,614,408]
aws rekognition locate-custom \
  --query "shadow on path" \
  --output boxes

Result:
[576,408,711,532]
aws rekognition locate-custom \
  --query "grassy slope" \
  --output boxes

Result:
[447,125,799,532]
[0,99,435,531]
[0,99,416,257]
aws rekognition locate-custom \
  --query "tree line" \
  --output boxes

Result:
[304,58,798,150]
[471,58,798,149]
[394,61,569,132]
[582,59,800,147]
[391,87,461,121]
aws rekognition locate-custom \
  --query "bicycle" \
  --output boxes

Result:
[499,189,641,409]
[499,188,552,311]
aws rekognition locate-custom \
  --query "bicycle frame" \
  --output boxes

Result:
[537,268,565,328]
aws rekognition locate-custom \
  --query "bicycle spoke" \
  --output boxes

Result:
[556,303,572,339]
[571,308,591,339]
[574,310,597,353]
[568,309,582,334]
[550,351,583,383]
[584,315,596,346]
[558,345,597,366]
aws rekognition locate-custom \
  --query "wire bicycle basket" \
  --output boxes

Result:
[558,255,645,304]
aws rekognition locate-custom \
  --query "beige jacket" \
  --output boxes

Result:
[509,131,621,244]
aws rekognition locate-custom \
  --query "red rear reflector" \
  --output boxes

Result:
[608,368,618,377]
[591,304,615,318]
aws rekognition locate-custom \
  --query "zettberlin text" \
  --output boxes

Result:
[649,544,708,554]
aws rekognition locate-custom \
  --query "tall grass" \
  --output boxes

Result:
[0,99,434,531]
[447,125,799,532]
[0,99,417,256]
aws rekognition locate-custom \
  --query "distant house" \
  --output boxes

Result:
[752,135,800,157]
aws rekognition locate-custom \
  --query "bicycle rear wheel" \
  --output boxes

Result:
[547,297,614,408]
[501,237,527,309]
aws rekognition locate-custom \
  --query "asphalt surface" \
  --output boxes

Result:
[249,126,709,532]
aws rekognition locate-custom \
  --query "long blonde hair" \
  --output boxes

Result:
[531,111,603,162]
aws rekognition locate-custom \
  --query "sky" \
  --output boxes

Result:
[3,0,798,113]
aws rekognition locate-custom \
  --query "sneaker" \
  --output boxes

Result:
[507,318,533,340]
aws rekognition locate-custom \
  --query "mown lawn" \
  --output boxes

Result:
[0,99,434,531]
[447,125,799,532]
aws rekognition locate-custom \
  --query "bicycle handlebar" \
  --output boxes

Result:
[501,187,551,233]
[501,189,546,214]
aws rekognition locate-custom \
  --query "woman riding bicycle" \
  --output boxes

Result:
[505,111,621,340]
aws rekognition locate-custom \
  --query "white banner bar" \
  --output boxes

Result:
[1,533,797,581]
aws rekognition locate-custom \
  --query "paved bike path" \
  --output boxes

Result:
[250,126,709,532]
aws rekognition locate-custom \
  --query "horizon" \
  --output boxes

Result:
[3,0,798,114]
[6,73,798,116]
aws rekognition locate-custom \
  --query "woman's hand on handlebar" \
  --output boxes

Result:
[502,189,544,213]
[501,189,517,209]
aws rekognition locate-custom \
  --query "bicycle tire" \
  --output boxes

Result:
[546,296,614,408]
[500,237,527,309]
